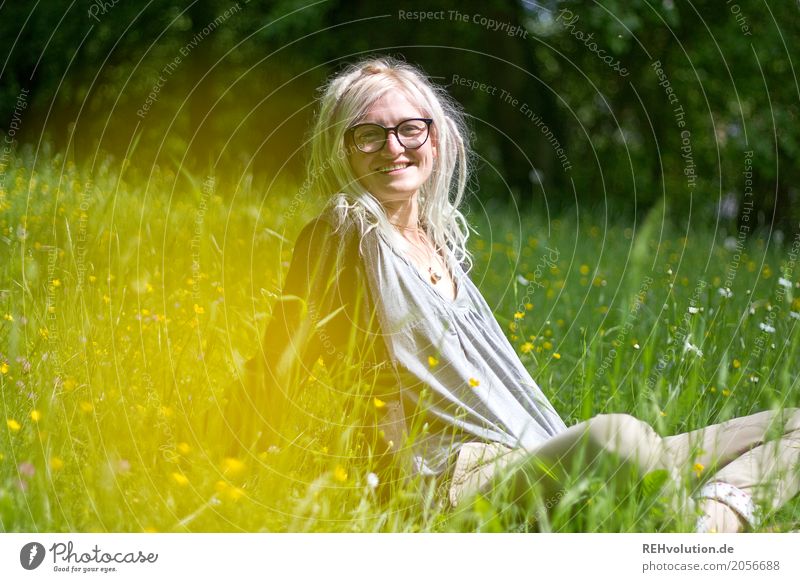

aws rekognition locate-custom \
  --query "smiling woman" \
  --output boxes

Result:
[236,55,800,532]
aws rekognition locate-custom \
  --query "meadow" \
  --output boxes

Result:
[1,147,799,533]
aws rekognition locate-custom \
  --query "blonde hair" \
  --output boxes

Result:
[307,55,474,274]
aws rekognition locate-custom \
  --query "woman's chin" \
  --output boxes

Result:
[374,191,419,205]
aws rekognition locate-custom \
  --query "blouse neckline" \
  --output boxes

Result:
[377,228,466,308]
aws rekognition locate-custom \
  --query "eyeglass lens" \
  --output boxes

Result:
[352,119,430,153]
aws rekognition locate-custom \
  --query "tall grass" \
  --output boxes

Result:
[1,148,798,532]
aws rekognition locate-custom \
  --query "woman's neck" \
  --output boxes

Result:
[381,193,420,230]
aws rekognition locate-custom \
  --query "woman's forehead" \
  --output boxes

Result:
[356,90,426,124]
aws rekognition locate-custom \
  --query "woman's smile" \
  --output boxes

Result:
[377,162,414,174]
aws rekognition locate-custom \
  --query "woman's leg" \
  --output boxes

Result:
[664,408,800,532]
[448,409,800,531]
[449,413,676,513]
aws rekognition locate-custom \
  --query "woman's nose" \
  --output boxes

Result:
[382,130,405,155]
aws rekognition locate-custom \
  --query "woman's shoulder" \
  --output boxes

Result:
[294,202,361,259]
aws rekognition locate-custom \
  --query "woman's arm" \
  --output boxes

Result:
[236,216,343,446]
[234,215,411,478]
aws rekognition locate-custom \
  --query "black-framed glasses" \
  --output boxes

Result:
[347,118,433,153]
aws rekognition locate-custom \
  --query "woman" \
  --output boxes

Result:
[240,55,800,533]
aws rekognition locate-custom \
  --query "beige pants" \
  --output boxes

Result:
[448,409,800,530]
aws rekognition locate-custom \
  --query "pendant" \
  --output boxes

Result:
[429,268,442,284]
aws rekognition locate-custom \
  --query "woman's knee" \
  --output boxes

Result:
[784,407,800,432]
[585,413,656,447]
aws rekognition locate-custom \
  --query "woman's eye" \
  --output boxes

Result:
[358,129,382,142]
[399,123,424,136]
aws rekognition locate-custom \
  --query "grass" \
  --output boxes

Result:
[1,147,799,532]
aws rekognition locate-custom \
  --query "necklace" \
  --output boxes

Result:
[390,222,444,284]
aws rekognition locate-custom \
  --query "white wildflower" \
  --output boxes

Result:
[790,311,800,320]
[688,306,700,314]
[717,287,733,298]
[517,274,530,286]
[759,322,776,334]
[778,277,793,289]
[366,472,379,490]
[684,340,704,357]
[633,343,640,350]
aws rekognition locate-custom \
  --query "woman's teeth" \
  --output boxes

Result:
[378,163,411,173]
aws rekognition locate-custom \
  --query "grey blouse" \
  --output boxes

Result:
[359,226,568,476]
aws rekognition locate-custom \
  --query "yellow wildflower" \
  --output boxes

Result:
[193,304,205,314]
[732,359,740,369]
[722,389,731,397]
[525,302,533,311]
[513,311,525,320]
[428,355,439,368]
[50,457,64,471]
[693,463,705,477]
[79,401,93,413]
[30,410,41,422]
[51,278,61,287]
[468,377,480,387]
[542,341,553,350]
[222,457,246,478]
[552,353,561,359]
[177,442,191,455]
[0,362,8,374]
[579,264,590,275]
[373,397,386,409]
[520,342,534,354]
[3,313,12,321]
[7,419,21,432]
[333,465,348,482]
[171,472,189,486]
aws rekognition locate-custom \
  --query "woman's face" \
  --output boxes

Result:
[347,90,437,204]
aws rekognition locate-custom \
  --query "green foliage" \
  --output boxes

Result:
[1,151,799,532]
[2,1,799,229]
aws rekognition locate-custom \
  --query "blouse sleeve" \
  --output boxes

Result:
[236,217,342,443]
[233,216,409,476]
